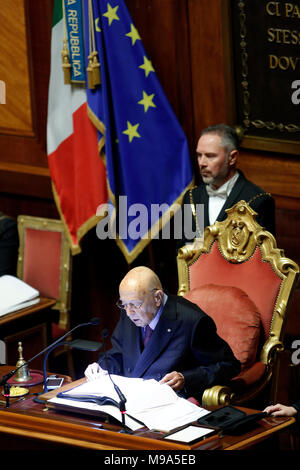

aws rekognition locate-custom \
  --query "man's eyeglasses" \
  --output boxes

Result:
[116,288,159,310]
[116,299,144,310]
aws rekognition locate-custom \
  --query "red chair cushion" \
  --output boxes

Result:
[184,284,262,370]
[189,242,282,339]
[23,228,62,299]
[231,361,267,390]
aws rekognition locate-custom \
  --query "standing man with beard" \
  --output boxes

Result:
[177,124,276,250]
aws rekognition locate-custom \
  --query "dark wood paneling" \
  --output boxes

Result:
[0,0,53,198]
[188,0,229,135]
[239,150,300,203]
[0,0,33,135]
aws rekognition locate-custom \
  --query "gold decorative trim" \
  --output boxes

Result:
[237,1,300,135]
[115,178,195,265]
[17,215,72,315]
[51,182,103,256]
[251,120,300,133]
[188,187,204,244]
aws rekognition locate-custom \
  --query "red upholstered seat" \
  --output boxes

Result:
[184,283,267,396]
[17,216,74,376]
[231,361,267,392]
[23,228,62,300]
[177,200,299,406]
[188,242,282,340]
[184,284,262,371]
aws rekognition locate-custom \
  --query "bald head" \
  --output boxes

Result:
[119,267,163,327]
[120,266,162,296]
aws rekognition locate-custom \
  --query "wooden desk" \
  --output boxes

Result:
[0,368,295,451]
[0,297,56,368]
[0,297,56,327]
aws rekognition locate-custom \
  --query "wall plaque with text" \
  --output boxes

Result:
[231,0,300,154]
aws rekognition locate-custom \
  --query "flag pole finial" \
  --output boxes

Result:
[61,1,71,84]
[87,0,101,89]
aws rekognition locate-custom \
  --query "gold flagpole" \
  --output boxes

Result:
[87,0,101,89]
[61,0,71,84]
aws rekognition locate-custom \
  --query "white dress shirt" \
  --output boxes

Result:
[206,172,239,225]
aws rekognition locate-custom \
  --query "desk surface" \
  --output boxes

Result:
[0,367,295,451]
[0,297,56,326]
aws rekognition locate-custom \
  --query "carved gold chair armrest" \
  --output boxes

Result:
[202,385,235,407]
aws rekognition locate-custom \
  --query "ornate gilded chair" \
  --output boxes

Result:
[177,201,299,406]
[17,215,74,374]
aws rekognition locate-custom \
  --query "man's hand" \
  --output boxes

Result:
[84,362,108,381]
[159,371,185,391]
[263,403,298,417]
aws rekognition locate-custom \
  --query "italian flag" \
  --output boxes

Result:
[47,0,108,254]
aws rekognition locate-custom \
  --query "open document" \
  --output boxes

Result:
[48,375,210,432]
[0,275,40,317]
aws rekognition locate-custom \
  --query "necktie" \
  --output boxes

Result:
[206,185,228,199]
[143,325,153,347]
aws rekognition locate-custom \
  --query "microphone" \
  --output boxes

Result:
[0,317,101,389]
[87,317,100,326]
[101,328,129,433]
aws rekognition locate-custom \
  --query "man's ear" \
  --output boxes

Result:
[155,289,164,307]
[228,149,238,167]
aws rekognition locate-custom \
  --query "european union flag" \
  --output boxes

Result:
[83,0,193,263]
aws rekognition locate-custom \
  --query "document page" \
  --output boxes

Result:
[49,375,210,432]
[163,425,216,443]
[49,396,143,431]
[0,275,39,317]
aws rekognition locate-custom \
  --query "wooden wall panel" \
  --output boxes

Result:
[0,0,53,198]
[238,151,300,208]
[0,0,32,134]
[188,0,230,136]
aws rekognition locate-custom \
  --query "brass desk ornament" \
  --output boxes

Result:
[14,342,32,382]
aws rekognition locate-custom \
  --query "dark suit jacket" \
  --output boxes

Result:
[98,295,241,399]
[0,213,19,277]
[293,400,300,421]
[177,170,276,251]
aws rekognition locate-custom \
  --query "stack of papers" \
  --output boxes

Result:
[49,375,210,432]
[0,275,40,317]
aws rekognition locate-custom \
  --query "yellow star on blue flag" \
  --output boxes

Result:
[126,23,141,45]
[123,121,141,142]
[103,3,119,25]
[138,91,156,113]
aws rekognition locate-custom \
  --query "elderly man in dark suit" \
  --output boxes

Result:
[85,266,240,400]
[177,124,276,251]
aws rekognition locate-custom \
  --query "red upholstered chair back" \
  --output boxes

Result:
[177,201,299,406]
[184,283,262,372]
[22,228,62,300]
[17,216,72,322]
[188,242,282,341]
